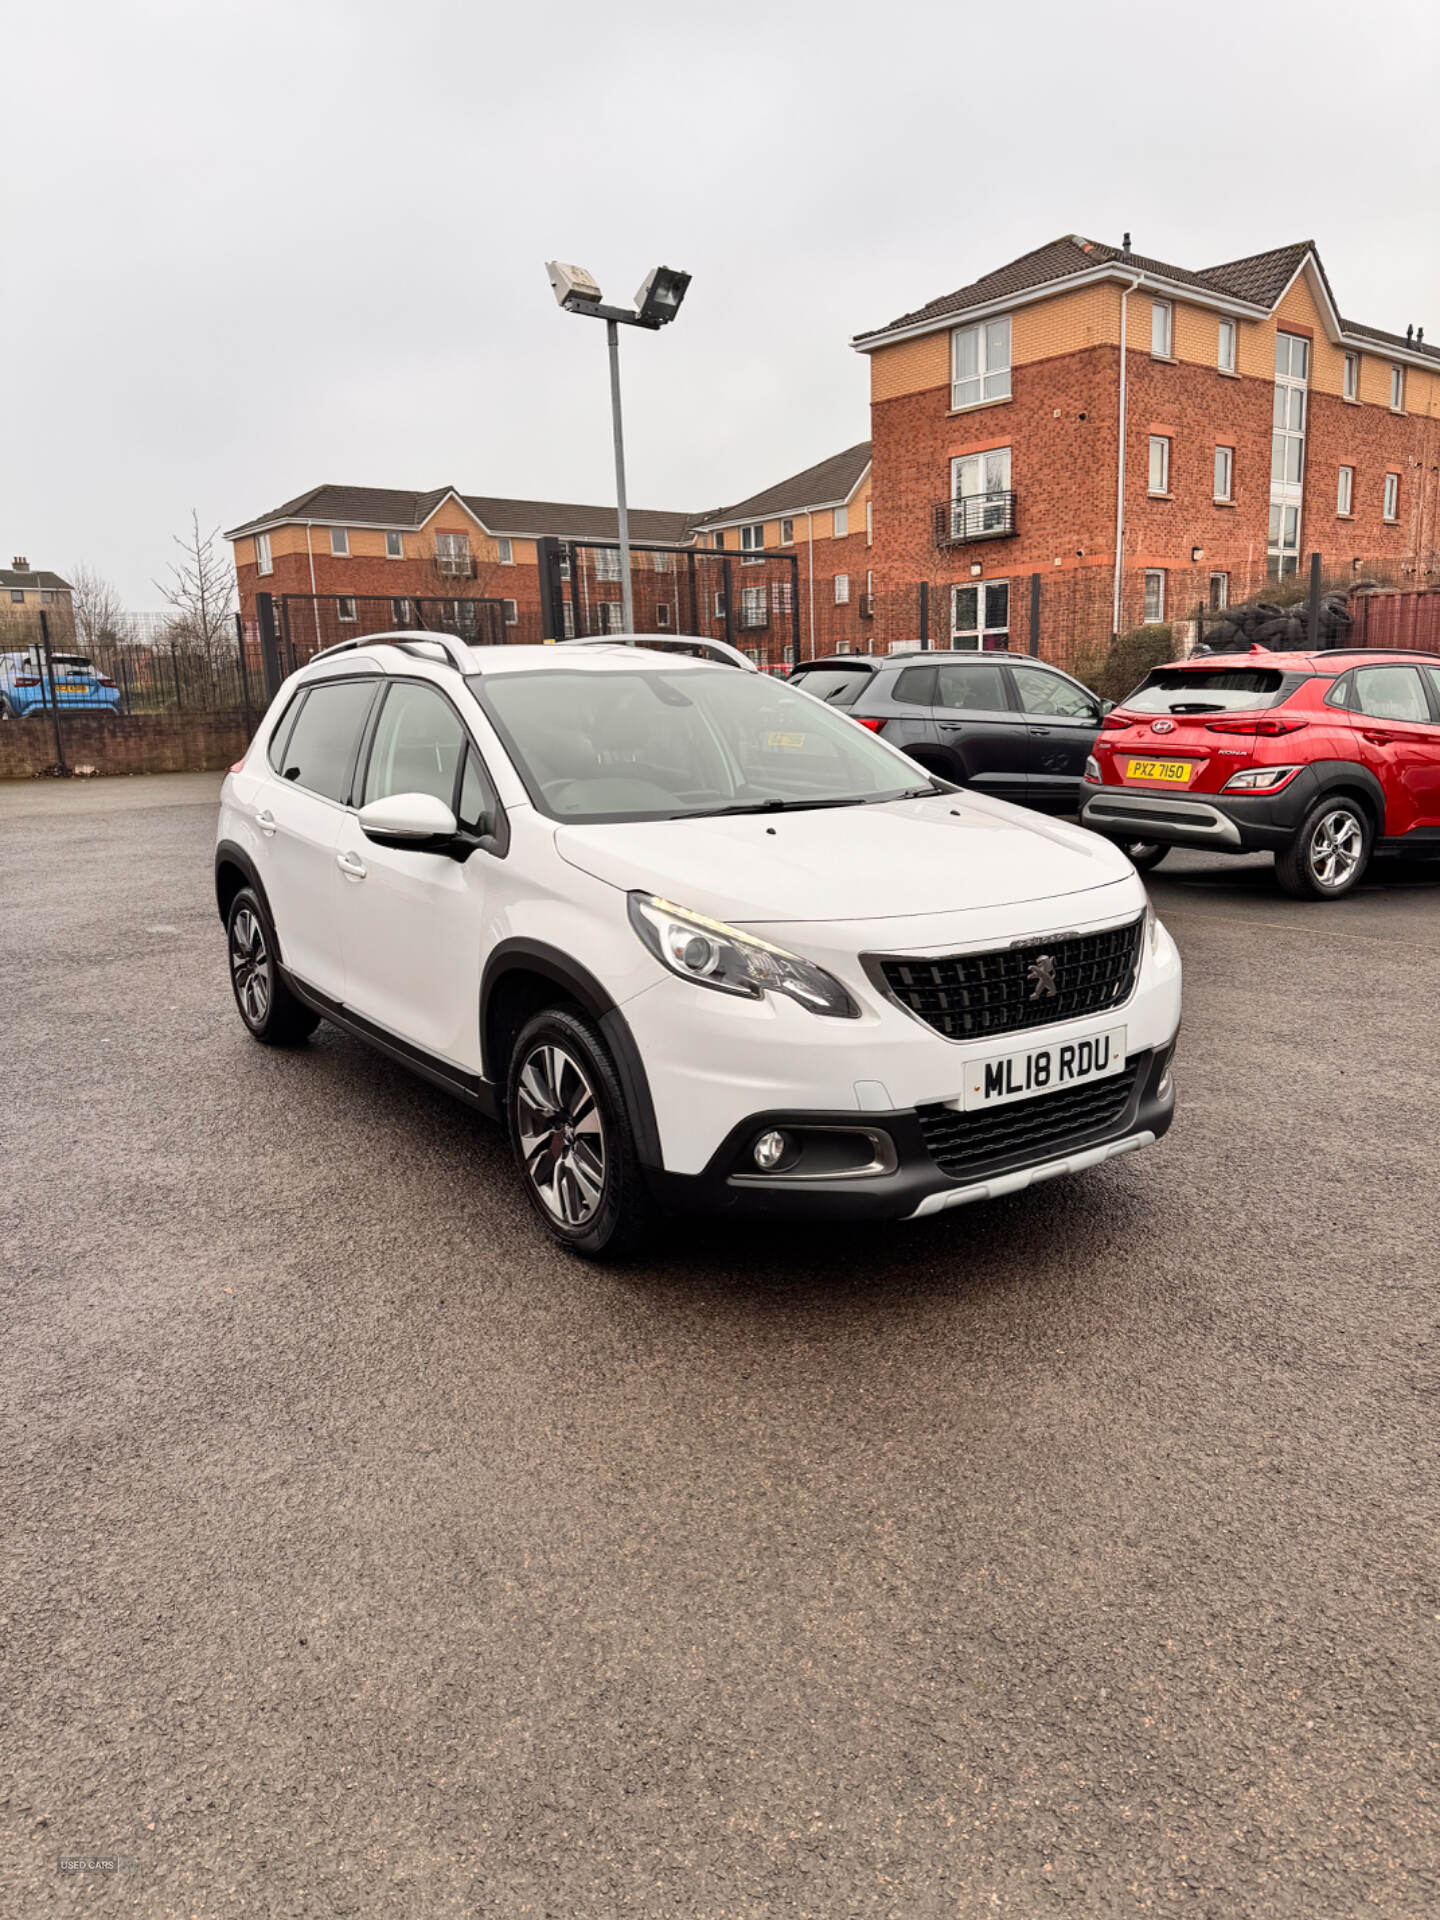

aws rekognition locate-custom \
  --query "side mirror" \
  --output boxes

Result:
[1099,699,1116,716]
[358,791,459,852]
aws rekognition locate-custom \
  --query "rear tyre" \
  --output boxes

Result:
[1120,840,1170,873]
[1274,797,1372,900]
[226,887,320,1045]
[507,1007,656,1261]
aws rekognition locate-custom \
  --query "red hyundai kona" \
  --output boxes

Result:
[1080,648,1440,899]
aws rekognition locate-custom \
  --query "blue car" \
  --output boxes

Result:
[0,649,122,718]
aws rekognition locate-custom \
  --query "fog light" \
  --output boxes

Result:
[752,1129,790,1171]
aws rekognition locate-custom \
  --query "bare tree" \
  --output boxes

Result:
[156,511,235,664]
[69,561,127,653]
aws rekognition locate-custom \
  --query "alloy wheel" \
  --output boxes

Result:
[1308,809,1364,889]
[230,906,272,1027]
[515,1042,607,1227]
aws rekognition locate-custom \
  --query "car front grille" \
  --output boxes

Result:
[917,1061,1143,1183]
[873,918,1143,1043]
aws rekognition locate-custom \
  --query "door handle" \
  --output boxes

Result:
[336,852,367,880]
[1361,729,1397,745]
[938,720,966,731]
[256,808,277,836]
[1027,725,1053,736]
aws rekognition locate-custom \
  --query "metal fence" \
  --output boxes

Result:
[255,593,512,688]
[1,608,255,720]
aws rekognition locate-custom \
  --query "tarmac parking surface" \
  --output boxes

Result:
[3,772,1438,1916]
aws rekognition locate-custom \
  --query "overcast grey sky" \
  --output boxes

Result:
[4,0,1438,604]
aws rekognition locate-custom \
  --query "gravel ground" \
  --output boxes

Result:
[2,772,1437,1918]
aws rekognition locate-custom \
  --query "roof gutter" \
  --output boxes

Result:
[852,265,1269,354]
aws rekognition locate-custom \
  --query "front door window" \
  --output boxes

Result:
[952,580,1009,649]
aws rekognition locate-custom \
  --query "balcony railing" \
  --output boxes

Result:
[933,490,1017,547]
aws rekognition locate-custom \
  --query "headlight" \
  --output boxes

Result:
[1221,765,1300,793]
[628,893,859,1018]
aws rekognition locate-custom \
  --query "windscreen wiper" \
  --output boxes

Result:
[690,795,875,817]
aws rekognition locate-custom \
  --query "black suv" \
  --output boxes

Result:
[787,650,1109,814]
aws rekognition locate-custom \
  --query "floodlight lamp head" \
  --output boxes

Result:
[634,265,691,326]
[546,261,603,312]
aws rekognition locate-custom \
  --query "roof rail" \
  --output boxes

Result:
[554,633,757,672]
[1312,645,1440,659]
[308,630,473,672]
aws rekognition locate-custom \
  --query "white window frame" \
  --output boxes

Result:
[503,598,518,626]
[337,595,357,622]
[330,527,349,557]
[865,499,873,546]
[435,530,470,574]
[1391,365,1405,412]
[950,580,1009,649]
[255,532,273,576]
[1384,472,1400,522]
[1337,466,1354,516]
[651,549,671,572]
[779,517,794,546]
[384,530,404,559]
[833,505,848,538]
[496,537,513,565]
[1208,571,1229,611]
[740,583,768,629]
[391,596,410,625]
[833,573,850,605]
[1343,353,1359,401]
[601,602,624,632]
[1143,570,1166,624]
[712,591,727,619]
[595,548,622,582]
[655,603,672,627]
[740,523,764,564]
[561,601,575,638]
[1213,445,1234,502]
[1151,300,1173,359]
[1217,320,1236,373]
[951,314,1012,410]
[1148,435,1171,495]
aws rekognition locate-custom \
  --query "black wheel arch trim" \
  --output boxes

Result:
[214,842,284,961]
[1300,762,1386,830]
[480,939,662,1168]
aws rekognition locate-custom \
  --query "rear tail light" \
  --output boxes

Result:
[14,676,40,687]
[853,716,886,733]
[1100,712,1133,730]
[97,677,116,688]
[1205,716,1309,736]
[1221,765,1302,793]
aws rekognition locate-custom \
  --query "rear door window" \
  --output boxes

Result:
[1352,665,1431,722]
[274,679,378,801]
[935,662,1009,711]
[789,666,870,706]
[1124,668,1291,714]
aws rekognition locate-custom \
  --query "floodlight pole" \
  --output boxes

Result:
[605,318,635,633]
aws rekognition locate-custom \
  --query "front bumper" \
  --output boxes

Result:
[646,1042,1176,1223]
[1081,768,1321,854]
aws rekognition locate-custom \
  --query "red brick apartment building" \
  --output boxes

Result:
[855,234,1440,649]
[227,231,1440,672]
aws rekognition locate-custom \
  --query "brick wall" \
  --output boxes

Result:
[0,712,250,780]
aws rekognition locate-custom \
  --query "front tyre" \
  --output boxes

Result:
[226,887,320,1045]
[1120,840,1169,873]
[507,1007,656,1260]
[1274,797,1372,900]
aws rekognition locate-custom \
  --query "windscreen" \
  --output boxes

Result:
[1122,668,1293,714]
[473,667,933,823]
[786,666,868,707]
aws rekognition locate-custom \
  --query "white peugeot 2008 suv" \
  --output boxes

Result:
[215,632,1181,1258]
